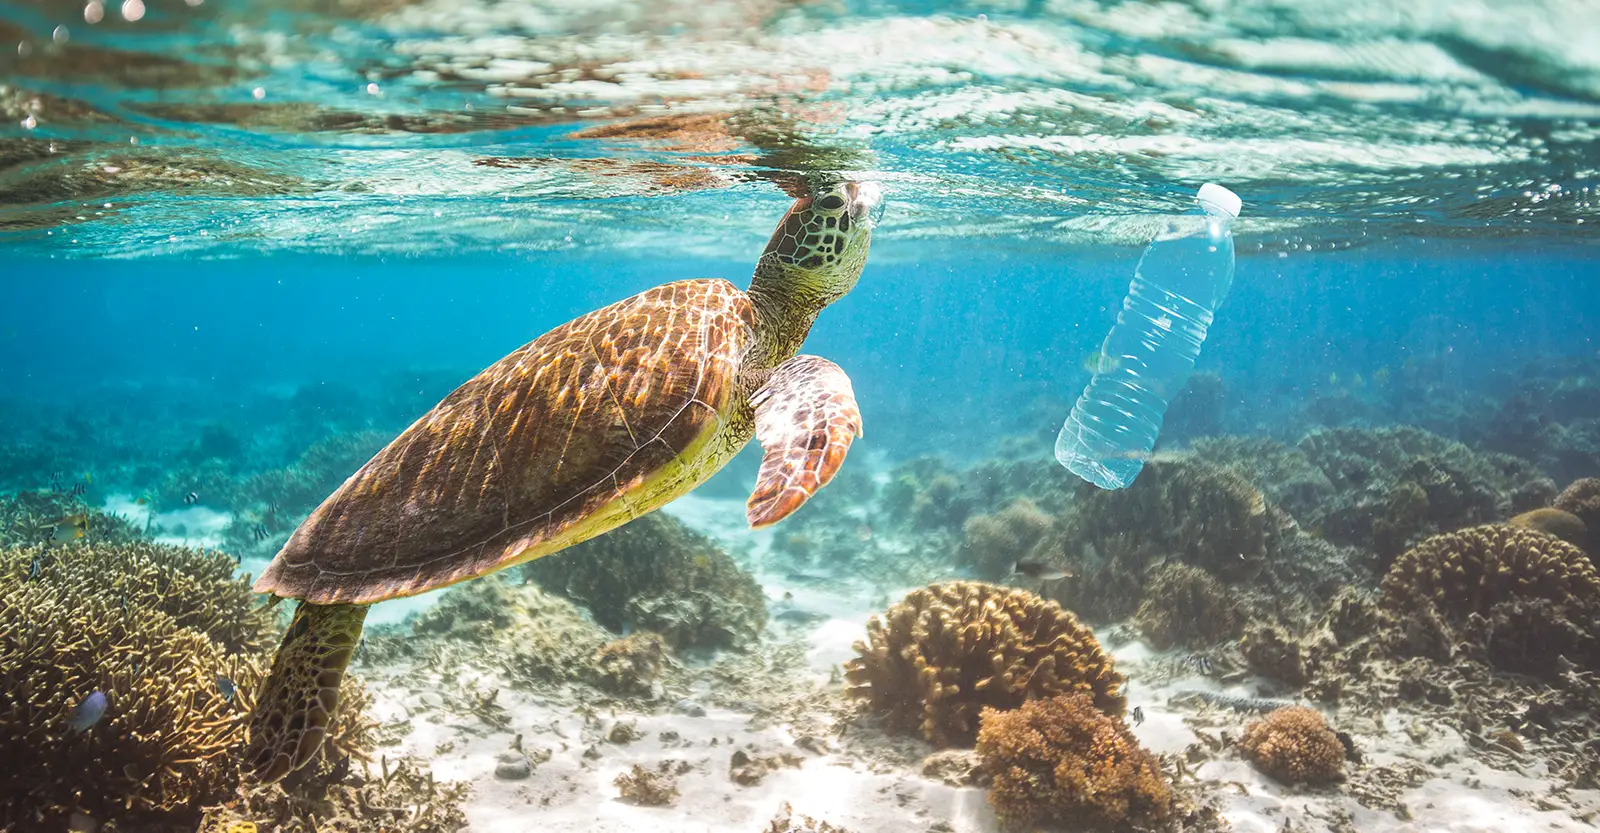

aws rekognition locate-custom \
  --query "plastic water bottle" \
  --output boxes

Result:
[1055,183,1242,489]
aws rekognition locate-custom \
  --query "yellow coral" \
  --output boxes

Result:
[1509,508,1588,551]
[1238,706,1345,785]
[845,581,1125,747]
[976,694,1171,829]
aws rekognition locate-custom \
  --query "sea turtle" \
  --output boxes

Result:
[244,180,882,781]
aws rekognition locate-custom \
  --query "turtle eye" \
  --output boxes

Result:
[817,194,845,212]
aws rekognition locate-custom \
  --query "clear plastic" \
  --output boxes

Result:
[1055,184,1241,489]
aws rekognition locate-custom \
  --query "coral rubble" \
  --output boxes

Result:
[976,693,1172,830]
[845,581,1125,747]
[1237,706,1346,785]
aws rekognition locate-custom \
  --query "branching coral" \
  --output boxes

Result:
[523,512,766,651]
[1238,706,1346,785]
[975,694,1172,830]
[845,581,1125,747]
[0,540,385,829]
[958,499,1053,580]
[1134,563,1241,650]
[1379,525,1600,674]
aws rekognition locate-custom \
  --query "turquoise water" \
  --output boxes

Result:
[3,1,1600,832]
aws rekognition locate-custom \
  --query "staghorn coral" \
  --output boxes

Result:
[958,499,1053,580]
[523,512,766,651]
[845,581,1125,747]
[1238,706,1346,785]
[2,541,277,656]
[976,693,1172,830]
[1133,563,1242,650]
[0,538,388,829]
[1554,477,1600,554]
[1379,525,1600,674]
[1509,507,1589,551]
[0,491,143,549]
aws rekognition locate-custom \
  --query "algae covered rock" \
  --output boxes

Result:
[523,512,766,651]
[1134,563,1242,651]
[845,581,1125,747]
[976,693,1172,830]
[958,498,1052,580]
[1238,706,1346,785]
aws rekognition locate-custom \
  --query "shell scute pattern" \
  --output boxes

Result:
[255,279,756,604]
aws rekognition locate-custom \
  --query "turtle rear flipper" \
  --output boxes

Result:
[245,601,369,782]
[746,355,862,528]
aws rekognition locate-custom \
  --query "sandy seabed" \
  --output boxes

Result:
[353,496,1600,833]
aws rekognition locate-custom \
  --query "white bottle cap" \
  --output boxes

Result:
[1197,183,1242,218]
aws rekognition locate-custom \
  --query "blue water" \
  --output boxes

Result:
[5,0,1600,830]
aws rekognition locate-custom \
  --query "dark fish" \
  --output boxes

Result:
[1012,559,1074,581]
[1191,654,1214,675]
[67,691,107,734]
[184,492,200,505]
[215,674,236,702]
[27,555,43,581]
[50,471,64,492]
[68,482,87,498]
[1131,706,1145,727]
[784,571,832,584]
[252,523,269,541]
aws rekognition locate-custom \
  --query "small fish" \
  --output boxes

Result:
[1131,706,1145,727]
[1012,559,1074,582]
[184,492,199,505]
[68,482,87,498]
[215,674,236,701]
[50,471,65,492]
[67,691,107,734]
[134,496,149,506]
[50,512,89,543]
[27,555,44,581]
[1191,654,1214,675]
[252,523,269,541]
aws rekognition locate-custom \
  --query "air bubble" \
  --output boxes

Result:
[52,25,69,43]
[121,0,145,21]
[252,87,266,100]
[84,2,104,23]
[21,114,37,130]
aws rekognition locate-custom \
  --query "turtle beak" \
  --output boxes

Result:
[845,181,885,228]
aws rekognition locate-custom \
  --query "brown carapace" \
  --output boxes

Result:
[244,180,881,781]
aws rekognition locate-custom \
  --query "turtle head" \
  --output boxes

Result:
[751,180,881,312]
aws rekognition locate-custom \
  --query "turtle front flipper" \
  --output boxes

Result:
[245,601,369,782]
[746,355,863,528]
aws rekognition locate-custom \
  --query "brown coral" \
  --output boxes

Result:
[523,512,767,650]
[1238,706,1346,785]
[1379,525,1600,674]
[845,581,1125,747]
[1554,477,1600,553]
[1133,563,1241,650]
[0,541,380,829]
[975,694,1172,829]
[958,499,1053,580]
[1509,507,1589,551]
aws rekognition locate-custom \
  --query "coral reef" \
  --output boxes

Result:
[593,632,672,697]
[1509,507,1589,550]
[0,491,143,549]
[958,499,1052,580]
[1237,706,1346,785]
[1554,477,1600,554]
[1133,563,1242,650]
[975,693,1172,830]
[845,581,1125,747]
[201,756,469,833]
[1035,455,1267,623]
[763,801,854,832]
[0,540,377,828]
[1379,525,1600,675]
[1298,426,1555,563]
[523,512,766,651]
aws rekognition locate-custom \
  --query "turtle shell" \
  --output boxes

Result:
[254,278,757,604]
